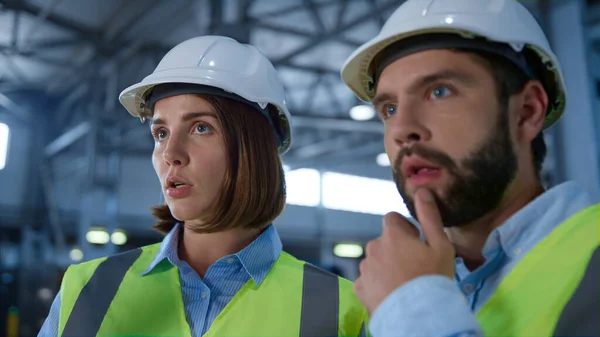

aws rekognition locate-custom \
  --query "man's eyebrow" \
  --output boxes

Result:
[372,93,396,111]
[407,69,477,93]
[373,69,477,108]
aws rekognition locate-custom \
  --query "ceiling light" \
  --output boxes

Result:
[333,243,363,258]
[38,288,53,301]
[86,228,109,245]
[70,248,84,262]
[376,153,390,167]
[349,105,375,121]
[111,230,128,245]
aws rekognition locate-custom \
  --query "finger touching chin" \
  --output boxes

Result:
[353,276,364,297]
[382,211,405,229]
[358,258,368,275]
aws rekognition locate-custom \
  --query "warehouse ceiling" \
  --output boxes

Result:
[0,0,406,170]
[1,0,591,169]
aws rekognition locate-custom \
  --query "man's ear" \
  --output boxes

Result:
[516,80,548,143]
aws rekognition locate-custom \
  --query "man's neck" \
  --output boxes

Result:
[178,225,261,278]
[445,179,545,271]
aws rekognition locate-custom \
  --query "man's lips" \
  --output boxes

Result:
[400,156,441,179]
[398,156,444,190]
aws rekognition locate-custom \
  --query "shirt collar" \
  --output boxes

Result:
[140,224,181,276]
[482,181,593,259]
[235,224,282,285]
[140,223,283,286]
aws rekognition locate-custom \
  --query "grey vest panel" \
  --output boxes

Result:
[553,246,599,337]
[62,248,143,337]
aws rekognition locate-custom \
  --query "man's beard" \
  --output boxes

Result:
[392,109,517,228]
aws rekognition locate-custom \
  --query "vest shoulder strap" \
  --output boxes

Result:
[477,203,600,337]
[275,251,366,337]
[61,247,144,337]
[552,246,599,336]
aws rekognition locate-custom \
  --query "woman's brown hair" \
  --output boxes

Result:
[150,95,286,234]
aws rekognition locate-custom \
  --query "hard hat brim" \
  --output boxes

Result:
[118,68,293,153]
[341,15,567,130]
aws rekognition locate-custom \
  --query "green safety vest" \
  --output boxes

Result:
[58,246,368,337]
[477,203,599,336]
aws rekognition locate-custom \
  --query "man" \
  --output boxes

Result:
[341,0,599,336]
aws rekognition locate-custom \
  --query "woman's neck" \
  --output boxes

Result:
[178,225,261,277]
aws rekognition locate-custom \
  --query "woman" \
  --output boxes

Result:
[39,36,368,337]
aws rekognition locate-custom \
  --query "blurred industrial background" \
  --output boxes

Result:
[0,0,599,335]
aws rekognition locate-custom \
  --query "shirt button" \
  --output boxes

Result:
[227,258,235,264]
[201,291,207,299]
[513,247,522,255]
[463,283,474,293]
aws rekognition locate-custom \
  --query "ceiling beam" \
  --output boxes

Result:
[293,116,383,134]
[44,121,91,157]
[252,22,362,47]
[366,0,387,28]
[284,138,384,167]
[0,91,31,123]
[335,0,349,29]
[249,0,339,19]
[0,0,102,45]
[292,134,355,159]
[273,1,398,65]
[276,63,340,76]
[304,0,326,33]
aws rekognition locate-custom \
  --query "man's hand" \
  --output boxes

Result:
[354,188,456,315]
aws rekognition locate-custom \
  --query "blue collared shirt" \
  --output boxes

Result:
[368,181,594,337]
[38,223,282,337]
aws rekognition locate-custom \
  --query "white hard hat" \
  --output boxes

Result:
[119,35,292,153]
[341,0,566,130]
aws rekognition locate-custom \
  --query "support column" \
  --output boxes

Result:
[546,0,600,201]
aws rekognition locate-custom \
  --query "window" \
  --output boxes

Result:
[322,172,411,217]
[285,168,320,207]
[0,123,9,170]
[284,168,412,218]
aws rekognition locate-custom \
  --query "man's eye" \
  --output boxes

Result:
[429,86,452,99]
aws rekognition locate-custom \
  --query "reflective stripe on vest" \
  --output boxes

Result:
[59,247,364,337]
[553,246,599,336]
[300,263,339,336]
[476,203,600,337]
[62,248,142,337]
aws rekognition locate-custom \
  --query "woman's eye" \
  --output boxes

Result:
[430,86,452,99]
[195,124,211,134]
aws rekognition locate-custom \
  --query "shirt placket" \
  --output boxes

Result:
[456,248,506,311]
[180,264,211,337]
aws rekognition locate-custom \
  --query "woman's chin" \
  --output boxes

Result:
[168,206,204,222]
